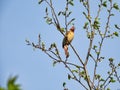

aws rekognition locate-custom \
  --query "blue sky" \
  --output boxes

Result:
[0,0,120,90]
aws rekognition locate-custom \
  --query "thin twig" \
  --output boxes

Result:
[84,0,93,66]
[63,62,88,90]
[70,44,84,65]
[45,0,61,29]
[115,70,120,83]
[65,0,69,31]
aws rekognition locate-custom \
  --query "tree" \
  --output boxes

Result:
[0,76,21,90]
[26,0,120,90]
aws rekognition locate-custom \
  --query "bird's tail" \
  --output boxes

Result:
[64,45,69,58]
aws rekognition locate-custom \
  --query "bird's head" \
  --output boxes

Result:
[70,26,75,32]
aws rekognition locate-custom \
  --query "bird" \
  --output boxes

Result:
[62,26,75,58]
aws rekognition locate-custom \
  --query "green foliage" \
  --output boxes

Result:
[7,76,21,90]
[68,74,71,80]
[83,22,89,29]
[38,0,43,4]
[63,82,66,87]
[79,0,83,2]
[113,32,119,37]
[113,3,119,10]
[109,77,116,83]
[95,74,101,80]
[109,58,114,62]
[93,18,100,30]
[102,1,107,7]
[115,24,120,30]
[118,63,120,66]
[67,18,75,26]
[58,11,62,16]
[79,71,88,80]
[0,87,5,90]
[60,28,65,33]
[93,45,97,50]
[0,76,21,90]
[68,0,74,6]
[72,69,78,73]
[107,88,110,90]
[46,17,52,25]
[53,61,57,67]
[100,78,105,82]
[41,42,45,51]
[62,82,68,90]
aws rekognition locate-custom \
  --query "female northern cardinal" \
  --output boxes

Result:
[62,26,75,58]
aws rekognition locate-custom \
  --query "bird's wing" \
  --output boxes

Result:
[66,31,70,36]
[62,31,70,48]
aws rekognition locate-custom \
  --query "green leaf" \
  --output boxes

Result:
[45,7,48,13]
[58,11,62,16]
[38,0,43,4]
[100,84,103,88]
[67,11,72,17]
[69,1,74,6]
[63,82,66,87]
[109,58,114,62]
[76,65,81,69]
[7,76,21,90]
[100,57,105,59]
[83,2,87,7]
[110,78,116,83]
[0,87,5,90]
[87,32,91,39]
[110,13,114,16]
[83,22,89,29]
[67,18,75,25]
[68,74,71,80]
[115,24,120,30]
[111,79,116,83]
[49,43,55,50]
[95,74,101,80]
[60,28,65,33]
[46,18,52,25]
[107,88,110,90]
[93,45,97,49]
[93,18,100,30]
[96,52,100,55]
[70,18,75,22]
[113,3,119,10]
[53,61,57,67]
[41,42,45,51]
[84,75,88,80]
[118,63,120,66]
[0,76,21,90]
[102,1,107,7]
[55,48,59,55]
[80,71,85,78]
[25,39,31,45]
[100,78,105,82]
[72,69,78,73]
[108,71,110,75]
[83,12,87,18]
[79,0,84,2]
[113,32,119,37]
[51,43,56,48]
[8,76,18,85]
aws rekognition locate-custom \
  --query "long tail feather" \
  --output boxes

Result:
[64,45,69,58]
